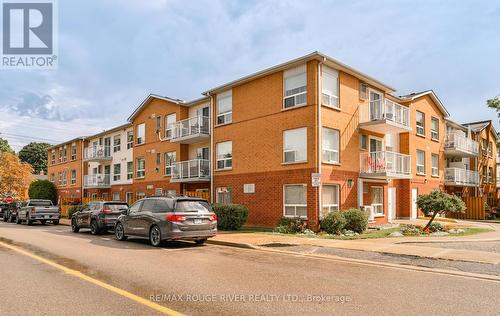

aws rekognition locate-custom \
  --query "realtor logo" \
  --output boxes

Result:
[1,0,58,69]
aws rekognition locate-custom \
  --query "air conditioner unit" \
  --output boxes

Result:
[284,150,297,163]
[363,205,375,222]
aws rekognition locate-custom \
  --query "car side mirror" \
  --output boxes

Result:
[121,209,128,215]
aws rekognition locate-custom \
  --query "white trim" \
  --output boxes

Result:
[283,184,308,218]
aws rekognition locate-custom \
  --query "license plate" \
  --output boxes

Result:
[44,215,49,219]
[193,219,202,224]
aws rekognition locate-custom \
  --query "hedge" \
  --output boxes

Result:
[212,203,249,230]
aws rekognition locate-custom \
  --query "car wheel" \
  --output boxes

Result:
[26,215,33,226]
[53,220,59,225]
[3,214,7,222]
[90,220,100,235]
[71,219,79,233]
[15,215,21,224]
[9,214,14,223]
[150,225,162,247]
[115,223,127,241]
[195,239,207,245]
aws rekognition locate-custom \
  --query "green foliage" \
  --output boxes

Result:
[0,138,13,153]
[18,142,52,174]
[400,224,422,236]
[275,217,307,234]
[212,203,249,230]
[28,180,57,205]
[487,95,500,124]
[428,222,444,233]
[416,190,466,216]
[343,208,368,233]
[321,211,346,235]
[68,204,87,219]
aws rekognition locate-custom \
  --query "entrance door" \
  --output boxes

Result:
[388,187,396,221]
[411,188,418,219]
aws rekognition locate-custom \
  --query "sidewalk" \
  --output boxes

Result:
[209,220,500,265]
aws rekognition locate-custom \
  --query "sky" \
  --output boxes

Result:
[0,0,499,151]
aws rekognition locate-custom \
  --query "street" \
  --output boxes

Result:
[0,221,499,316]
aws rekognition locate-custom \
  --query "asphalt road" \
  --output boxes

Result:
[0,221,499,316]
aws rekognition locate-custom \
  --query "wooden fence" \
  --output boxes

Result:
[184,190,210,201]
[487,197,499,208]
[448,196,485,220]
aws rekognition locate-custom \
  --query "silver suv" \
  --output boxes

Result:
[114,196,217,247]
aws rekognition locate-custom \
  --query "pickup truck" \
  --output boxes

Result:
[17,200,60,226]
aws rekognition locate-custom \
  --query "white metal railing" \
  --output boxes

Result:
[84,145,112,160]
[444,168,479,186]
[169,116,209,140]
[360,151,411,177]
[444,132,479,155]
[84,174,111,187]
[359,99,410,128]
[171,159,210,180]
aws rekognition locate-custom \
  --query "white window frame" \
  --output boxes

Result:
[112,192,120,201]
[127,131,133,149]
[136,123,145,145]
[113,135,121,152]
[416,150,425,175]
[283,65,307,109]
[62,171,67,186]
[321,184,340,219]
[371,186,384,216]
[165,113,176,139]
[217,90,232,125]
[416,111,425,136]
[127,161,133,180]
[321,66,339,109]
[58,147,62,163]
[216,187,232,204]
[70,143,77,160]
[430,117,439,140]
[283,184,308,218]
[164,151,176,176]
[51,150,55,164]
[216,141,232,170]
[63,146,67,162]
[283,127,307,163]
[322,127,339,164]
[431,154,439,177]
[136,157,145,178]
[70,170,76,185]
[113,163,121,181]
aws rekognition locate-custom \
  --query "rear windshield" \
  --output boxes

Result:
[29,201,52,206]
[103,203,128,211]
[175,200,211,213]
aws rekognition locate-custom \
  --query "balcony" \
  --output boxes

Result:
[84,145,112,162]
[83,174,111,188]
[444,168,479,187]
[444,133,479,157]
[170,159,210,183]
[359,99,411,134]
[169,116,210,144]
[360,151,412,179]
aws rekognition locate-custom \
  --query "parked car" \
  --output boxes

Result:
[114,196,217,247]
[71,201,128,235]
[3,202,21,223]
[17,199,60,225]
[0,203,8,219]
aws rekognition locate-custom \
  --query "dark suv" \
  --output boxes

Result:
[114,196,217,247]
[2,202,21,223]
[71,201,128,235]
[0,203,8,219]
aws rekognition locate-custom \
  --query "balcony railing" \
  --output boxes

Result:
[84,145,112,161]
[444,133,479,156]
[360,151,411,178]
[359,99,410,131]
[171,159,210,182]
[169,116,209,143]
[444,168,479,187]
[83,174,111,188]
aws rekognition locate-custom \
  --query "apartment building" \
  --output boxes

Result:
[47,52,497,229]
[47,137,85,201]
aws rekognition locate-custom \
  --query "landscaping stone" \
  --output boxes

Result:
[389,231,404,237]
[430,231,449,236]
[448,229,465,234]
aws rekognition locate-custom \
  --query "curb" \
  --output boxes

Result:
[397,238,500,244]
[206,239,257,249]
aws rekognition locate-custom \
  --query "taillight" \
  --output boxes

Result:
[165,214,186,222]
[31,207,36,213]
[209,213,217,222]
[101,208,112,213]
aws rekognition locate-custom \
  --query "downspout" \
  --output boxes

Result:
[81,138,85,201]
[207,93,214,203]
[317,57,325,227]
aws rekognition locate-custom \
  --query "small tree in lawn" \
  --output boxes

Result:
[417,190,466,231]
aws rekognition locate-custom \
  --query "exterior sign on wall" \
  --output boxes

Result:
[311,173,321,187]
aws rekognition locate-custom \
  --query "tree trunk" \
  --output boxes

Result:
[423,211,439,231]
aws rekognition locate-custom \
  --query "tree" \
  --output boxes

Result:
[0,137,13,153]
[487,95,500,123]
[18,142,52,174]
[28,180,58,205]
[0,152,34,200]
[417,190,466,231]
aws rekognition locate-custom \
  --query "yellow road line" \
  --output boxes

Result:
[0,241,184,316]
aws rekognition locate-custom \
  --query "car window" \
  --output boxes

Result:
[141,199,156,212]
[103,203,128,212]
[28,200,52,207]
[128,201,142,214]
[153,199,174,213]
[175,200,211,213]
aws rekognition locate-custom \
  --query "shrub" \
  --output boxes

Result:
[275,217,306,234]
[321,211,346,235]
[343,208,368,233]
[428,222,444,233]
[28,180,58,205]
[417,190,466,231]
[400,224,421,236]
[68,204,87,219]
[212,203,249,230]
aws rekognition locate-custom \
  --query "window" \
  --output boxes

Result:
[482,167,487,182]
[155,188,163,196]
[283,127,307,163]
[489,167,494,183]
[360,135,368,150]
[284,184,307,218]
[136,158,145,178]
[58,146,62,163]
[127,131,133,149]
[156,115,162,131]
[322,66,339,108]
[62,171,67,185]
[113,163,121,181]
[488,141,493,156]
[112,192,120,201]
[216,187,232,204]
[322,128,339,163]
[127,161,133,180]
[70,170,76,185]
[63,146,67,162]
[136,123,145,145]
[58,172,62,185]
[284,65,307,109]
[216,141,232,169]
[431,117,439,140]
[113,135,121,152]
[416,150,425,175]
[359,83,368,100]
[482,139,488,155]
[51,150,55,164]
[196,106,209,118]
[164,152,176,176]
[50,173,54,183]
[431,154,439,177]
[197,147,209,160]
[321,185,339,218]
[371,186,384,215]
[70,143,77,160]
[416,111,425,136]
[156,153,161,165]
[165,113,176,138]
[217,90,232,125]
